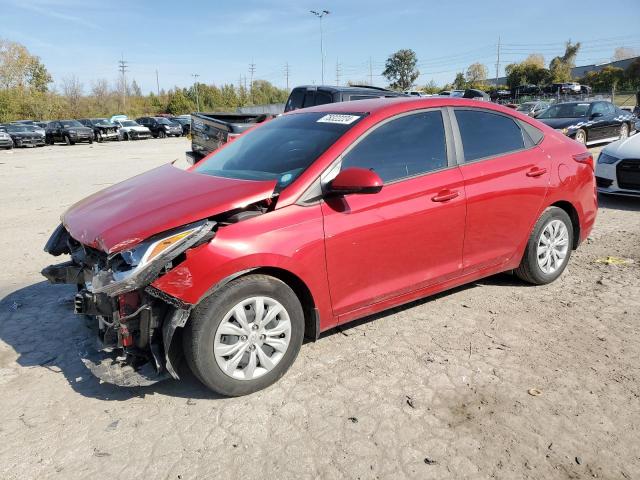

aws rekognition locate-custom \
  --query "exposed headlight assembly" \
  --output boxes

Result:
[90,220,215,296]
[598,152,619,164]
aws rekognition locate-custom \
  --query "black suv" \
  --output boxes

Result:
[45,120,94,145]
[79,118,120,142]
[284,85,406,112]
[136,117,183,138]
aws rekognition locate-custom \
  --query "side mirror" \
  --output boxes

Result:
[590,112,603,119]
[327,167,383,196]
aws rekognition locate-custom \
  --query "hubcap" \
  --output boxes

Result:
[537,219,569,274]
[213,296,291,381]
[575,131,585,144]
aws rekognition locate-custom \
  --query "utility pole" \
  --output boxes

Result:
[118,54,128,112]
[191,73,200,112]
[335,59,341,86]
[495,36,501,86]
[310,10,330,84]
[155,69,160,96]
[369,57,373,86]
[284,62,290,90]
[249,61,256,102]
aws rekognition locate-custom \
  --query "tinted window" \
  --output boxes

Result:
[195,112,363,185]
[455,110,525,161]
[302,92,315,108]
[591,103,608,116]
[341,111,447,183]
[538,103,590,118]
[349,95,378,101]
[315,91,332,106]
[285,89,305,111]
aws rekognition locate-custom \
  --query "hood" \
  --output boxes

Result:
[127,126,150,132]
[537,117,586,129]
[62,163,277,253]
[9,131,40,137]
[603,132,640,159]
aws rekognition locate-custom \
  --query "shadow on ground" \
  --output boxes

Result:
[1,272,527,401]
[598,193,640,212]
[0,281,217,402]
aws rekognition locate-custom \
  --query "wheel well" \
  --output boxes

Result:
[551,201,580,248]
[246,267,319,341]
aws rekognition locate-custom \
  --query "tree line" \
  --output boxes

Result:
[0,39,289,122]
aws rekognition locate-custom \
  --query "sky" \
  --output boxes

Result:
[2,0,640,94]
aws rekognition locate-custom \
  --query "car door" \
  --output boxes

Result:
[452,108,550,273]
[322,109,466,320]
[587,102,610,141]
[52,122,63,142]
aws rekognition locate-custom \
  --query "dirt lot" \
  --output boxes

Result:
[0,138,638,480]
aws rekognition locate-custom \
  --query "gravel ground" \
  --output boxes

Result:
[0,138,638,480]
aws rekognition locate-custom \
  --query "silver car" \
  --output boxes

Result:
[595,133,640,197]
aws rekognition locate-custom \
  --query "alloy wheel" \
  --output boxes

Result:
[575,130,586,144]
[537,219,569,274]
[213,296,292,381]
[620,124,629,140]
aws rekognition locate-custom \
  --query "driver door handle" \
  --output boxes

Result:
[526,167,547,177]
[431,189,459,202]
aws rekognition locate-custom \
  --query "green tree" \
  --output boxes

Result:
[453,72,466,89]
[422,80,440,94]
[382,49,420,91]
[523,54,545,69]
[549,41,581,82]
[465,63,488,87]
[0,39,52,91]
[166,89,196,115]
[505,62,551,91]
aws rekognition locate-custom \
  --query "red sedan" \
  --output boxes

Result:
[42,97,597,396]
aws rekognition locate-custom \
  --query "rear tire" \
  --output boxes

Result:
[620,123,629,140]
[183,274,304,396]
[123,132,129,141]
[574,128,587,145]
[158,130,166,139]
[515,207,574,285]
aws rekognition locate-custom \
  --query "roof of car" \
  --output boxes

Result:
[293,85,403,94]
[291,96,522,116]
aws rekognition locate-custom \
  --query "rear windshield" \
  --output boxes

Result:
[195,112,364,186]
[538,103,589,118]
[61,120,83,127]
[156,118,172,125]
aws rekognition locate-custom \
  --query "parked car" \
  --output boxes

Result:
[190,112,272,162]
[79,118,120,142]
[536,100,636,145]
[45,120,94,145]
[438,89,465,97]
[136,116,183,138]
[515,84,542,97]
[516,101,552,118]
[4,124,45,147]
[190,85,406,162]
[114,119,152,141]
[403,90,427,97]
[595,133,640,197]
[170,115,191,136]
[285,85,405,113]
[42,97,597,396]
[0,128,13,149]
[545,82,582,95]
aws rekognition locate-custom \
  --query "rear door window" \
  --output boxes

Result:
[302,92,316,108]
[455,110,525,161]
[315,91,333,106]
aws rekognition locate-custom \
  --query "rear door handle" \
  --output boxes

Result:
[526,167,547,177]
[431,190,459,202]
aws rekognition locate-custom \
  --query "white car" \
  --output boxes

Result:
[595,133,640,197]
[115,120,152,141]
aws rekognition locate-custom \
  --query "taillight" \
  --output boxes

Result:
[573,152,594,170]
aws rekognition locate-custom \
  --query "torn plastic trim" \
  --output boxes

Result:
[161,308,190,380]
[44,223,71,256]
[90,220,216,297]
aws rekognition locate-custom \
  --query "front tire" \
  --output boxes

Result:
[515,207,573,285]
[64,135,74,145]
[158,130,166,139]
[183,274,304,396]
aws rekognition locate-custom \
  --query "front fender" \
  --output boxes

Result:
[150,204,335,331]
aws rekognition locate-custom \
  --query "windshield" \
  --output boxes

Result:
[61,120,83,128]
[92,118,111,125]
[195,112,364,185]
[517,103,535,112]
[537,103,590,119]
[7,125,31,132]
[172,118,188,124]
[121,121,138,127]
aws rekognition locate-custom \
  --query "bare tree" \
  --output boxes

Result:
[612,47,637,62]
[523,54,545,69]
[61,75,83,116]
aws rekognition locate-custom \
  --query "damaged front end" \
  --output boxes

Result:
[41,220,215,387]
